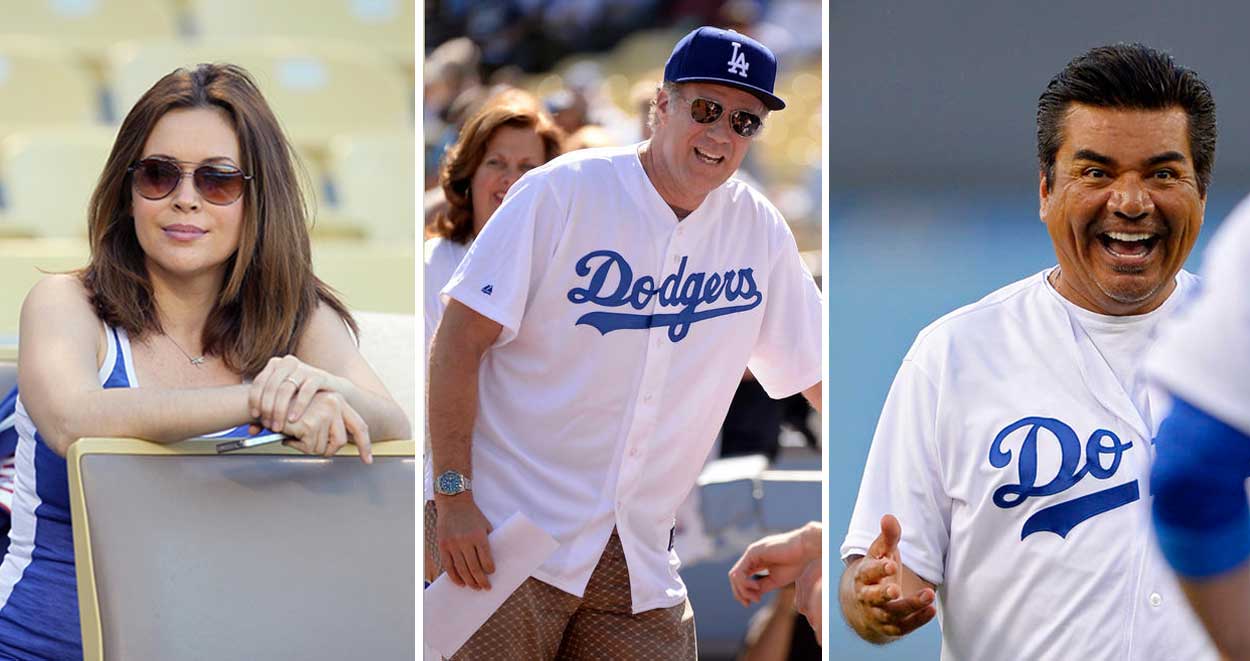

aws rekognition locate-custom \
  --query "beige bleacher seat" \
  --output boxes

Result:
[0,39,100,142]
[186,0,414,66]
[0,127,117,238]
[327,131,415,242]
[108,39,411,152]
[354,310,415,424]
[0,0,178,62]
[68,438,415,661]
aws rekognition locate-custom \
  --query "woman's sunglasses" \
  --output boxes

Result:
[678,95,765,138]
[129,158,252,206]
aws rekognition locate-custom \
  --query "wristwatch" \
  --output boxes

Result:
[435,470,472,496]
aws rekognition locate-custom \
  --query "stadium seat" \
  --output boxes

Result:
[187,0,414,66]
[327,131,415,242]
[0,0,177,61]
[0,239,88,335]
[354,311,415,425]
[108,39,411,151]
[310,240,414,314]
[68,438,415,661]
[0,39,100,141]
[0,127,117,238]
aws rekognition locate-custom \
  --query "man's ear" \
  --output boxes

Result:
[1038,170,1050,224]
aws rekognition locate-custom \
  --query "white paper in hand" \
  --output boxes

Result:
[423,512,559,659]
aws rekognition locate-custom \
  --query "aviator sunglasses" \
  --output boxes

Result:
[677,94,765,138]
[128,157,252,206]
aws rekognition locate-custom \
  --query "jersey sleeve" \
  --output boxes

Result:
[746,222,822,399]
[1146,197,1250,435]
[422,240,448,361]
[441,173,566,347]
[840,358,951,586]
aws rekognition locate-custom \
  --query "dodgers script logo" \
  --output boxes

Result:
[566,249,762,342]
[988,417,1139,540]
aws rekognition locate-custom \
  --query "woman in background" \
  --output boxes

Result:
[0,64,410,660]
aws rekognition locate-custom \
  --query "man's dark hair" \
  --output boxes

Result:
[1037,43,1216,194]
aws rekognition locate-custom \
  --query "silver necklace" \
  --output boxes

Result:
[165,334,207,366]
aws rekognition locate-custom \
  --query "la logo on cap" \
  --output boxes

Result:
[727,42,750,78]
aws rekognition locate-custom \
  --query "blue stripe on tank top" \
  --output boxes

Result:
[0,326,131,660]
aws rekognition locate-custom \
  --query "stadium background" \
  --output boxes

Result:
[827,2,1250,658]
[0,0,416,343]
[425,0,823,658]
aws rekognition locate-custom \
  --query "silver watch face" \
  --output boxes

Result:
[437,471,466,494]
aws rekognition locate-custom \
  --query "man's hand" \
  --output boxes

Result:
[796,558,823,645]
[728,522,821,606]
[840,514,936,642]
[435,497,495,590]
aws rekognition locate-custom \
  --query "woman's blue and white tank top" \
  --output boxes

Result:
[0,325,255,660]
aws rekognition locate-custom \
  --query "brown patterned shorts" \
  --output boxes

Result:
[424,501,697,660]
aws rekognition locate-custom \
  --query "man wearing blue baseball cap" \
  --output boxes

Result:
[427,25,822,660]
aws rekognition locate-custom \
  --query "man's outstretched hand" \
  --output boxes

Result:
[840,514,937,642]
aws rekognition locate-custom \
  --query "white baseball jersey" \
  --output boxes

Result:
[841,269,1216,661]
[423,236,470,501]
[1146,196,1250,434]
[441,144,821,612]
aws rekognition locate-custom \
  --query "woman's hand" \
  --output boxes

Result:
[281,390,373,464]
[249,355,346,433]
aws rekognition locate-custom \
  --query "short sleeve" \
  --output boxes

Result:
[1147,199,1250,435]
[840,359,951,586]
[746,223,822,398]
[441,172,567,347]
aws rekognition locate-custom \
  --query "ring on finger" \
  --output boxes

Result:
[284,376,301,387]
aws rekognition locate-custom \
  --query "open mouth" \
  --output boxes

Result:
[693,147,724,165]
[1096,230,1161,264]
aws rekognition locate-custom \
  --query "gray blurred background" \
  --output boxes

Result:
[827,1,1250,658]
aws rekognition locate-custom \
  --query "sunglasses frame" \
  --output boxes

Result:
[673,93,765,139]
[128,157,253,206]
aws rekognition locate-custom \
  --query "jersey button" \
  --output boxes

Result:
[1148,592,1162,607]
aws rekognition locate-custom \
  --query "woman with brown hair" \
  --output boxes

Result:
[424,88,563,348]
[0,64,410,659]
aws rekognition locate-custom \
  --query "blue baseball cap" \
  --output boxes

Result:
[663,26,785,111]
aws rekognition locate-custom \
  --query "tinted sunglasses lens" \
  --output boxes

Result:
[688,98,722,123]
[194,167,246,204]
[133,160,180,199]
[730,111,762,138]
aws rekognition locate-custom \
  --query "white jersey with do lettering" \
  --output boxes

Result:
[1146,197,1250,435]
[840,268,1216,661]
[441,144,821,612]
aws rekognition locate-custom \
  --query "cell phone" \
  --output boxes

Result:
[214,432,287,454]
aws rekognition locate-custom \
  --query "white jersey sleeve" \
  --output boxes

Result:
[747,219,822,399]
[840,358,951,585]
[441,172,568,347]
[1146,196,1250,435]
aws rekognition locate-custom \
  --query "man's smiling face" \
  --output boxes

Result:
[1040,103,1205,315]
[650,81,764,200]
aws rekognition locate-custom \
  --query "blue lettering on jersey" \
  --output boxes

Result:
[988,417,1139,539]
[566,250,762,342]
